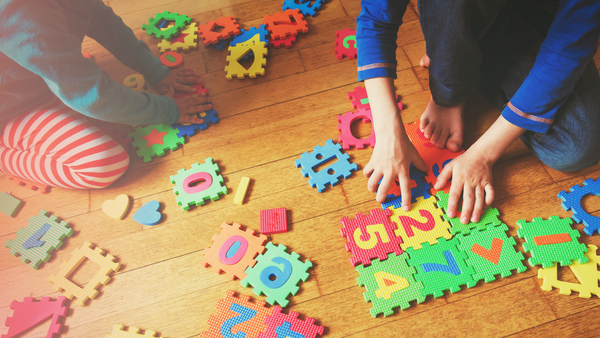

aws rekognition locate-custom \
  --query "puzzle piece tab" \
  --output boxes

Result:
[335,28,357,59]
[128,124,185,163]
[8,175,50,193]
[259,306,324,338]
[558,177,600,235]
[2,296,68,338]
[106,324,163,338]
[170,158,228,210]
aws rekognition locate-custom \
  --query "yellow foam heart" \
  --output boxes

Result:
[102,194,130,220]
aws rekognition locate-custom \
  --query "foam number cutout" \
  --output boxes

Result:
[421,251,461,275]
[160,51,184,68]
[276,322,305,338]
[123,74,146,92]
[373,271,409,300]
[396,210,435,238]
[353,224,390,250]
[220,303,257,338]
[22,223,51,249]
[218,235,249,265]
[259,256,293,288]
[171,158,228,210]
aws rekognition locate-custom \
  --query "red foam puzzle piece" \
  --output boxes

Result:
[334,28,357,59]
[270,34,297,48]
[2,297,68,338]
[263,9,308,40]
[174,82,208,99]
[198,16,241,45]
[337,108,375,150]
[8,176,51,194]
[347,86,401,111]
[260,208,288,234]
[258,306,324,338]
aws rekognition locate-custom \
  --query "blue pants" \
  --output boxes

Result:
[420,0,600,172]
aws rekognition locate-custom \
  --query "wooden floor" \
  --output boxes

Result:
[3,0,600,337]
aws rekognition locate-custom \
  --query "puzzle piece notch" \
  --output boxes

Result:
[260,208,288,234]
[225,42,269,80]
[8,175,51,193]
[198,16,241,45]
[337,108,375,150]
[335,28,357,59]
[241,242,312,307]
[142,11,192,40]
[2,296,68,338]
[0,191,22,217]
[558,177,600,236]
[170,158,228,210]
[48,242,121,306]
[381,164,431,209]
[294,139,358,192]
[435,191,502,235]
[282,0,326,16]
[105,324,164,338]
[158,22,198,52]
[259,306,325,338]
[263,9,309,40]
[128,124,185,163]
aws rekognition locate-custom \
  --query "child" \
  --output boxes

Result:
[0,0,212,189]
[357,0,600,224]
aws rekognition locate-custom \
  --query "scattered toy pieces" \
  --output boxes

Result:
[282,0,326,16]
[106,324,163,338]
[335,28,357,59]
[170,158,228,210]
[231,25,269,47]
[142,11,192,40]
[260,208,288,234]
[132,200,163,226]
[225,42,268,79]
[381,164,431,209]
[160,51,184,68]
[295,139,357,192]
[263,9,308,40]
[270,35,296,48]
[234,177,251,205]
[128,124,185,163]
[260,306,325,338]
[198,16,241,45]
[558,177,600,235]
[337,108,375,150]
[2,297,68,338]
[123,74,146,92]
[158,22,198,52]
[0,191,22,217]
[8,175,50,193]
[102,194,130,220]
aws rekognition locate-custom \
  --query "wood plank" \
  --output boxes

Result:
[509,306,600,337]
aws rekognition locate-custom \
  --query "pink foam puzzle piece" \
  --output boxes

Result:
[260,208,288,234]
[2,296,68,338]
[259,306,324,338]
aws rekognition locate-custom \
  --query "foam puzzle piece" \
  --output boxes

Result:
[346,86,401,111]
[215,38,232,51]
[241,242,312,306]
[159,51,184,68]
[234,177,251,205]
[381,164,431,209]
[335,28,357,59]
[337,108,375,150]
[105,324,163,338]
[282,0,326,16]
[517,216,588,268]
[225,42,268,79]
[538,244,600,298]
[132,200,162,226]
[123,74,146,92]
[435,191,502,235]
[8,175,51,193]
[170,158,228,210]
[4,210,73,269]
[2,296,68,338]
[270,35,297,48]
[356,252,424,317]
[128,124,185,163]
[340,208,402,267]
[48,242,121,306]
[260,208,288,234]
[22,223,51,249]
[406,237,475,298]
[259,306,324,338]
[200,290,273,338]
[102,194,130,220]
[558,177,600,236]
[456,224,527,283]
[200,222,268,280]
[388,196,451,251]
[231,25,269,46]
[198,16,241,45]
[142,11,192,40]
[0,192,22,217]
[158,22,198,52]
[294,139,358,192]
[173,109,220,138]
[263,9,309,40]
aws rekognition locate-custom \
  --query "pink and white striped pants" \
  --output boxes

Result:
[0,97,130,189]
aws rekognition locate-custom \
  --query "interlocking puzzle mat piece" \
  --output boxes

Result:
[558,177,600,236]
[4,210,73,269]
[170,157,228,210]
[231,25,269,46]
[123,74,146,92]
[173,109,220,138]
[388,196,451,251]
[132,200,162,226]
[259,306,324,338]
[198,16,241,45]
[158,22,198,52]
[263,9,309,40]
[406,237,475,298]
[8,175,51,193]
[102,194,130,220]
[347,86,401,111]
[335,28,357,59]
[282,0,326,16]
[128,124,185,163]
[105,324,163,338]
[381,164,431,210]
[142,11,192,40]
[48,242,121,306]
[234,177,251,205]
[260,208,288,234]
[201,290,273,338]
[337,108,375,150]
[159,51,184,68]
[340,208,402,267]
[456,224,526,283]
[200,222,268,280]
[356,252,425,317]
[241,242,312,306]
[294,139,358,192]
[538,244,600,298]
[215,38,232,51]
[270,35,296,48]
[0,192,21,217]
[225,42,268,80]
[517,216,588,268]
[435,191,502,235]
[2,296,68,338]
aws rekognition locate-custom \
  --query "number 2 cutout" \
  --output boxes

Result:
[221,303,257,338]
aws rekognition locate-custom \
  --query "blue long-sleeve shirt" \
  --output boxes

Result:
[0,0,180,132]
[356,0,600,133]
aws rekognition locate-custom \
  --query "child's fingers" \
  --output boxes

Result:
[434,160,454,190]
[182,93,210,104]
[367,170,383,194]
[363,162,374,178]
[446,180,462,219]
[178,115,205,124]
[460,184,474,225]
[178,74,201,84]
[375,174,391,203]
[472,186,485,223]
[413,155,429,173]
[399,172,412,211]
[484,183,495,207]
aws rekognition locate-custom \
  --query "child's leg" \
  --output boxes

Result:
[0,97,130,189]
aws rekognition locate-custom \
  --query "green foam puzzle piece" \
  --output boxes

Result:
[456,224,527,283]
[241,242,312,307]
[170,157,228,210]
[128,124,185,163]
[517,216,588,268]
[435,191,502,235]
[0,192,22,217]
[406,237,475,298]
[356,252,425,317]
[4,210,73,269]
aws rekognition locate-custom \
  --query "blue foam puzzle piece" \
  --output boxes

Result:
[231,25,269,46]
[215,38,231,51]
[558,177,600,235]
[172,109,219,138]
[282,0,326,16]
[381,164,431,209]
[133,200,162,226]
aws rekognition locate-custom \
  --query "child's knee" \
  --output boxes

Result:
[542,143,600,173]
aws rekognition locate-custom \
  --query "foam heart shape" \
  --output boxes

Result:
[102,194,130,219]
[133,200,162,226]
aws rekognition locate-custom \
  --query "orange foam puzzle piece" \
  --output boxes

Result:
[198,16,241,45]
[263,9,308,40]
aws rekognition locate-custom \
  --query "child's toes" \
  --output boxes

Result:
[447,132,464,152]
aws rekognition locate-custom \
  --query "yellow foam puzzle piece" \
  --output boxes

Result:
[158,23,198,53]
[102,194,130,220]
[389,195,451,250]
[234,177,251,205]
[48,242,121,306]
[106,324,163,338]
[225,42,268,80]
[538,244,600,298]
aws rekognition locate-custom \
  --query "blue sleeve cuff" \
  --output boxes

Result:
[358,65,397,82]
[501,102,552,134]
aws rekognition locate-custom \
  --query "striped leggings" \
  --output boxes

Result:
[0,97,130,189]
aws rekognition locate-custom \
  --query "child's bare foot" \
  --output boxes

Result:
[420,53,430,67]
[419,97,465,152]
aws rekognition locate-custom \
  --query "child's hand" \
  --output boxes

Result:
[156,67,203,95]
[165,88,212,124]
